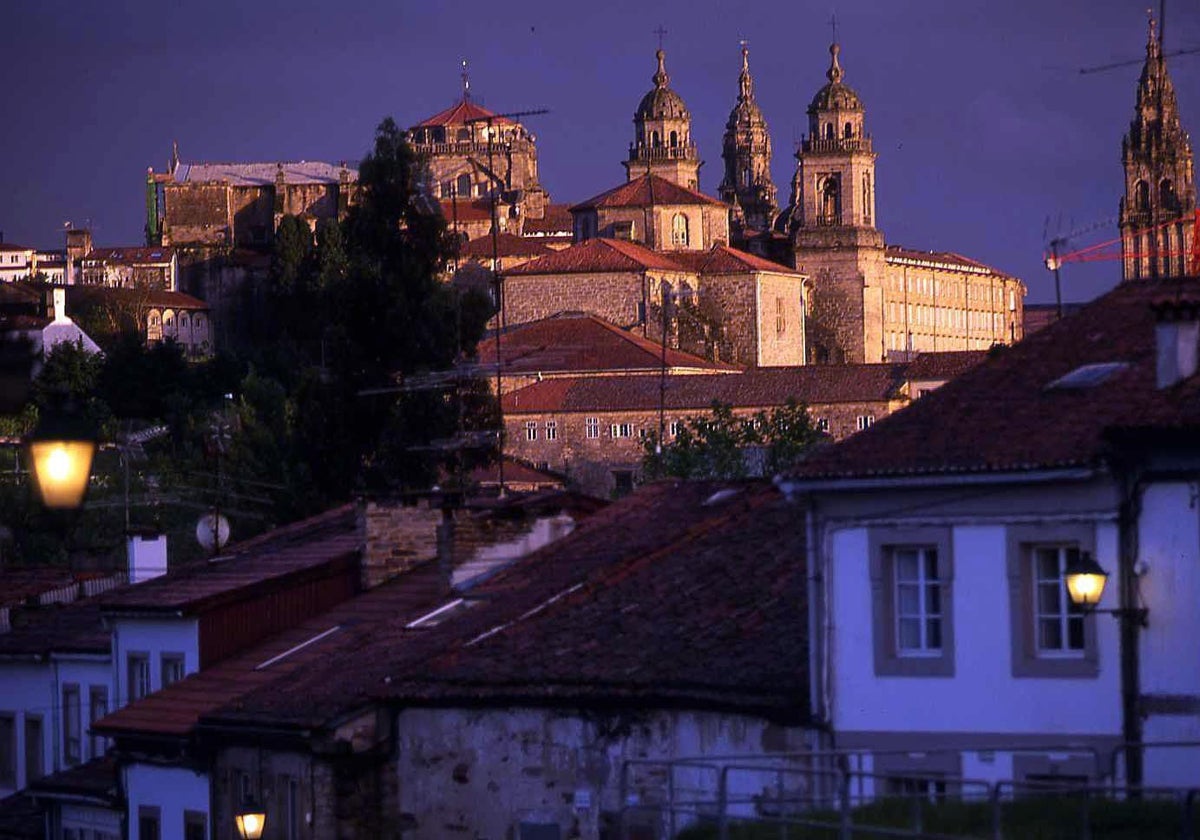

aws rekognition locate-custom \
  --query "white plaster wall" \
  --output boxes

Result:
[54,656,114,766]
[830,522,1123,736]
[0,661,53,797]
[395,707,816,840]
[110,617,199,708]
[125,763,210,840]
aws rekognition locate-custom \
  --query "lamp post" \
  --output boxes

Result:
[235,805,266,840]
[25,407,97,509]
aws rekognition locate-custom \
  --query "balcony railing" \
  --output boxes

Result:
[801,136,873,154]
[628,145,698,161]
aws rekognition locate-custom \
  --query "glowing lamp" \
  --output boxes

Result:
[235,810,266,840]
[26,411,97,509]
[1064,550,1109,609]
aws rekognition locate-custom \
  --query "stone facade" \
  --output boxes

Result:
[502,269,666,333]
[719,46,779,233]
[1120,13,1196,281]
[624,49,701,191]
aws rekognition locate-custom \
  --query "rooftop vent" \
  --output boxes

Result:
[1152,298,1200,389]
[1045,362,1130,391]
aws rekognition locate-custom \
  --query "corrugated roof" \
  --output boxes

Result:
[571,174,727,211]
[783,276,1200,481]
[502,365,907,414]
[504,237,691,275]
[476,313,740,376]
[177,161,354,187]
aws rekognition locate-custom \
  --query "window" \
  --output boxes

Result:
[610,423,633,438]
[89,687,108,759]
[1006,525,1099,678]
[0,714,13,787]
[671,213,689,247]
[544,421,557,441]
[856,415,875,430]
[24,715,43,782]
[62,685,81,766]
[668,420,680,437]
[612,470,635,496]
[128,653,150,701]
[868,527,955,676]
[161,653,185,688]
[138,806,161,840]
[282,776,300,840]
[816,417,830,433]
[524,421,538,441]
[775,297,786,335]
[184,810,207,840]
[585,417,600,439]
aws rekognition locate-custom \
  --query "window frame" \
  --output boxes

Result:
[88,686,108,759]
[584,417,600,439]
[161,652,185,688]
[62,684,82,766]
[0,713,14,787]
[524,421,537,441]
[128,651,151,702]
[868,527,955,677]
[138,805,162,840]
[24,714,43,783]
[183,809,207,840]
[1006,524,1099,678]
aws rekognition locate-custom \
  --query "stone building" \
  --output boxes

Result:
[623,49,700,190]
[79,246,177,291]
[780,42,1025,363]
[1120,13,1196,281]
[572,174,730,251]
[719,46,779,234]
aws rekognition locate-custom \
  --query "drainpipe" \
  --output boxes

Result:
[1115,461,1145,791]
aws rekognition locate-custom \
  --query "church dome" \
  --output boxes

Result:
[636,50,690,120]
[808,43,863,113]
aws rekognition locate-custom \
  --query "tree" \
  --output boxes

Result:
[642,398,825,480]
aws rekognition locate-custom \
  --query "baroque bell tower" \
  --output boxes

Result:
[1120,12,1196,281]
[719,44,778,232]
[624,48,701,190]
[789,41,887,364]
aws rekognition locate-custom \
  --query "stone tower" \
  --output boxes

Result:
[1120,12,1196,281]
[719,45,778,232]
[789,42,886,364]
[624,49,701,190]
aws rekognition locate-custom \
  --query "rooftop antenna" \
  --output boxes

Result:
[461,59,471,102]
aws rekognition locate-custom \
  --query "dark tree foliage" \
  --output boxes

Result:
[642,399,826,481]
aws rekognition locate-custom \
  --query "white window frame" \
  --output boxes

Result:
[857,415,875,430]
[893,547,944,656]
[1032,546,1086,657]
[585,417,600,439]
[610,423,633,439]
[524,421,537,441]
[544,421,557,441]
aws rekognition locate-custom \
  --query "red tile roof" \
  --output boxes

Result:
[904,350,989,381]
[97,506,358,615]
[414,99,515,128]
[83,246,175,265]
[885,244,1015,279]
[503,237,692,276]
[459,233,554,260]
[476,313,741,376]
[65,286,208,310]
[784,276,1200,481]
[0,243,33,253]
[199,480,810,727]
[522,204,574,235]
[668,244,802,275]
[571,174,728,211]
[0,569,111,608]
[25,756,119,807]
[439,197,495,222]
[502,365,907,414]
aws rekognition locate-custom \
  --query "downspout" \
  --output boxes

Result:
[804,497,829,729]
[1115,460,1146,790]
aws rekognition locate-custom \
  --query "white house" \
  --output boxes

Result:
[778,276,1200,794]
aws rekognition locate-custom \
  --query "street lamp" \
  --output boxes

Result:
[1063,549,1148,626]
[25,409,97,509]
[235,805,266,840]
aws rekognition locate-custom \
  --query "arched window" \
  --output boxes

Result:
[825,123,834,140]
[1135,180,1150,212]
[671,213,689,247]
[651,131,661,148]
[456,174,472,198]
[148,309,162,341]
[862,173,872,224]
[844,122,853,138]
[819,177,841,225]
[1161,179,1177,211]
[669,130,678,148]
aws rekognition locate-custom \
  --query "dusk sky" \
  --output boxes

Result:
[2,0,1198,304]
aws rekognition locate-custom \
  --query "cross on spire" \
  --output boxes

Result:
[654,26,668,50]
[829,12,839,44]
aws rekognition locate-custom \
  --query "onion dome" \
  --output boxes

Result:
[636,49,690,120]
[808,43,863,113]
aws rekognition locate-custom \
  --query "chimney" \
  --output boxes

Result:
[357,498,441,589]
[1153,299,1200,389]
[52,287,67,322]
[127,530,168,584]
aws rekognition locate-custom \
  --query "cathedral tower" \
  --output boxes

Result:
[1120,13,1196,281]
[719,45,778,232]
[624,49,701,190]
[789,42,886,364]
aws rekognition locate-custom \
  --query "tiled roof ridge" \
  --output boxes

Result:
[570,174,727,211]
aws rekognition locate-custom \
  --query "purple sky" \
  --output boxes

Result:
[2,0,1198,304]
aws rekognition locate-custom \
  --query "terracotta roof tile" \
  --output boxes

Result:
[784,276,1200,481]
[83,246,175,265]
[668,244,803,275]
[414,100,515,128]
[571,174,727,211]
[459,233,554,260]
[522,204,574,235]
[65,286,207,310]
[476,313,740,376]
[885,244,1015,279]
[504,237,691,276]
[502,365,907,414]
[439,198,494,222]
[904,350,989,381]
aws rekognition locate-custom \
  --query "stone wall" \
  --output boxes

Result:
[393,706,817,840]
[501,271,648,330]
[755,272,807,367]
[163,183,229,246]
[358,498,442,590]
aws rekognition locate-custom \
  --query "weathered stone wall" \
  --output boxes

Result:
[358,498,442,590]
[755,272,807,367]
[230,186,274,248]
[500,271,647,330]
[393,706,816,840]
[163,183,229,246]
[282,183,338,222]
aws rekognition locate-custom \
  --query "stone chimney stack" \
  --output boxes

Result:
[358,498,442,589]
[1153,298,1200,388]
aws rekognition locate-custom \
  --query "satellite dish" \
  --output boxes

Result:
[196,511,230,552]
